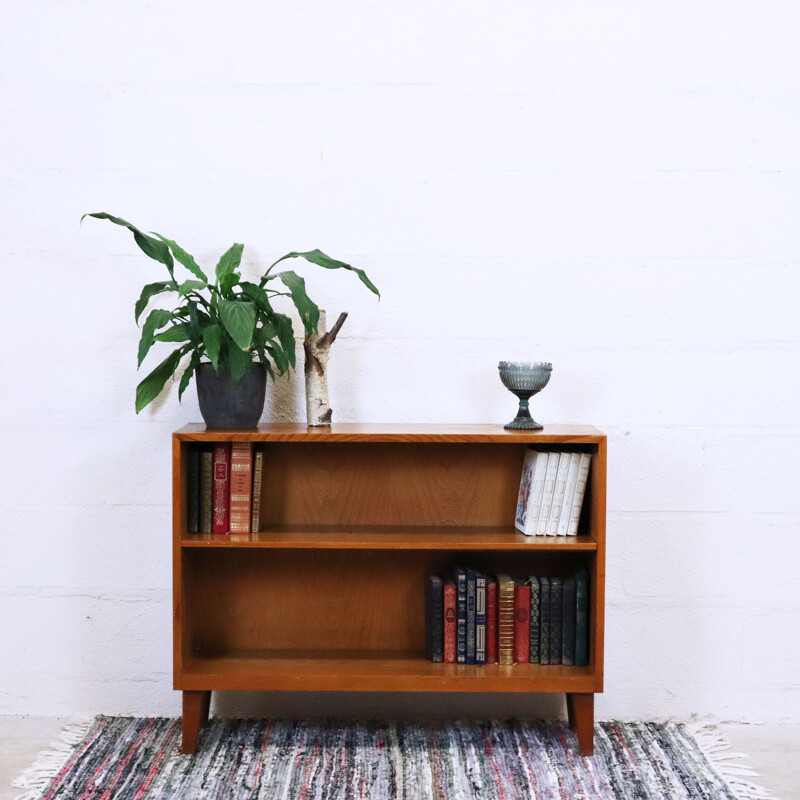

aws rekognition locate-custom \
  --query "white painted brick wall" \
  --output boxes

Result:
[1,0,798,721]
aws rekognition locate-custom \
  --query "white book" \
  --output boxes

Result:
[536,453,561,535]
[557,453,583,536]
[567,453,592,536]
[514,449,547,535]
[546,451,572,536]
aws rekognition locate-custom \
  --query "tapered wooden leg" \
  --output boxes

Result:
[566,693,594,756]
[181,690,211,754]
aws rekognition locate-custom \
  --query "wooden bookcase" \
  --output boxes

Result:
[173,424,606,755]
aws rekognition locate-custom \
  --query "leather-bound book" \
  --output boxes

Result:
[199,446,213,534]
[187,446,200,534]
[549,577,563,665]
[485,579,498,663]
[425,575,444,663]
[529,577,541,664]
[443,581,457,664]
[514,581,531,664]
[561,575,576,666]
[574,569,590,667]
[539,577,551,665]
[250,448,264,533]
[229,442,253,534]
[212,443,231,534]
[496,573,516,665]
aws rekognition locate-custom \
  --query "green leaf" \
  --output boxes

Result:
[219,271,240,296]
[240,281,274,315]
[82,212,176,282]
[177,279,207,297]
[215,243,244,285]
[154,323,191,343]
[253,320,278,347]
[277,270,319,337]
[266,342,289,374]
[225,342,253,383]
[219,299,256,350]
[138,308,174,367]
[135,281,175,324]
[273,312,296,368]
[255,350,275,381]
[270,249,380,298]
[152,233,208,282]
[178,350,202,401]
[202,324,223,371]
[135,346,186,413]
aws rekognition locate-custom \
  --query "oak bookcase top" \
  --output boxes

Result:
[174,423,605,443]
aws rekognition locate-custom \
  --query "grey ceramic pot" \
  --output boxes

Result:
[195,362,266,429]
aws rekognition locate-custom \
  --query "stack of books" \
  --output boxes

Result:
[185,443,264,534]
[425,569,590,666]
[515,449,592,536]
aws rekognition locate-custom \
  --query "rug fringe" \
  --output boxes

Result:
[687,722,778,800]
[11,719,93,800]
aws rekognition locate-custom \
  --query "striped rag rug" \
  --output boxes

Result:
[13,718,773,800]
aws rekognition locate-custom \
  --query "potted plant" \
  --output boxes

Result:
[83,212,379,428]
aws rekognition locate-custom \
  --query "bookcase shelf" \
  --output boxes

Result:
[181,527,598,551]
[173,423,606,756]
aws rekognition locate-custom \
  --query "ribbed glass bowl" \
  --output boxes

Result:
[498,361,552,430]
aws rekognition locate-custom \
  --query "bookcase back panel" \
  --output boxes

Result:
[257,443,527,528]
[182,549,594,655]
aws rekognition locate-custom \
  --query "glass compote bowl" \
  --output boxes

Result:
[498,361,552,430]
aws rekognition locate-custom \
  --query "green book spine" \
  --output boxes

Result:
[574,569,590,667]
[187,446,200,534]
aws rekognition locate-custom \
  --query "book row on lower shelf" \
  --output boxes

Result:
[186,443,261,535]
[425,568,589,666]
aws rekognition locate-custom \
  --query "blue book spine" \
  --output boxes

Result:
[561,576,576,666]
[475,573,487,664]
[455,566,467,664]
[549,577,563,665]
[466,569,477,664]
[574,569,590,667]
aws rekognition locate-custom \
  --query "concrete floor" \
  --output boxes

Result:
[0,717,796,799]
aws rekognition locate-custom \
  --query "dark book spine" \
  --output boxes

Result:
[529,577,541,664]
[455,567,467,664]
[426,575,444,662]
[514,582,531,663]
[199,447,213,534]
[550,577,563,665]
[539,577,551,665]
[466,569,477,664]
[561,576,576,666]
[443,581,457,663]
[486,581,498,663]
[475,573,487,664]
[574,569,590,667]
[187,446,200,533]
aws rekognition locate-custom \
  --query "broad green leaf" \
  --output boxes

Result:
[186,302,208,341]
[273,312,296,368]
[277,270,319,337]
[219,271,240,296]
[152,233,208,282]
[135,281,175,324]
[256,351,275,381]
[240,281,274,315]
[135,346,186,413]
[178,350,202,401]
[177,279,207,297]
[215,243,244,285]
[202,324,223,371]
[82,212,175,282]
[138,308,174,367]
[154,323,191,343]
[266,342,289,374]
[225,342,253,383]
[253,320,278,347]
[270,249,380,298]
[219,299,256,350]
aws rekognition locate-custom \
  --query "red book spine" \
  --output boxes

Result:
[443,582,457,663]
[212,443,231,534]
[486,581,498,663]
[514,583,531,664]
